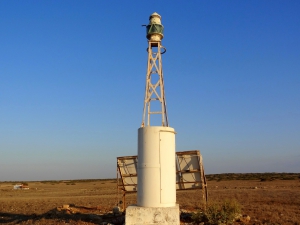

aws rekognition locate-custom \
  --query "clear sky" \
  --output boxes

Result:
[1,1,299,181]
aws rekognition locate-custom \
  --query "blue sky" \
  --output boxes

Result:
[1,1,299,181]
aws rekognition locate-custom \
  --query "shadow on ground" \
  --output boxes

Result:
[0,206,125,225]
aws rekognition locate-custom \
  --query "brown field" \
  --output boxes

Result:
[0,175,299,225]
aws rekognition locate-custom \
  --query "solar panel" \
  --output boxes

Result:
[117,156,138,192]
[117,150,207,208]
[176,151,206,190]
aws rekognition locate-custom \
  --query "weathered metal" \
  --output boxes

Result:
[117,150,208,209]
[146,12,164,41]
[141,12,168,127]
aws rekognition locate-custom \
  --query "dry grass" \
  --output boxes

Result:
[177,179,300,224]
[0,175,299,224]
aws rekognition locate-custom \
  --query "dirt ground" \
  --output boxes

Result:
[0,179,299,225]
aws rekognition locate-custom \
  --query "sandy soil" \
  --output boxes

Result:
[0,179,299,224]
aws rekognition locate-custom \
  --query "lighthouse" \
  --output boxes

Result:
[125,12,180,225]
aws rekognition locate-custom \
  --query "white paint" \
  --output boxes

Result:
[137,126,176,207]
[149,12,162,25]
[149,34,162,41]
[125,204,180,225]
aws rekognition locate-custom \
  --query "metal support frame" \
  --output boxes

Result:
[117,156,138,210]
[176,151,208,203]
[117,150,208,209]
[141,41,168,127]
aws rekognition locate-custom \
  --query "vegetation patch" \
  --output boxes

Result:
[206,172,300,181]
[192,199,241,225]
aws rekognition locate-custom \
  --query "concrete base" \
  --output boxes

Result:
[125,204,180,225]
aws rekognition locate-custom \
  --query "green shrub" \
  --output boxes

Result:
[281,177,296,180]
[192,210,208,224]
[192,199,241,225]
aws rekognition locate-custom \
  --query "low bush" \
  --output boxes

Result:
[281,177,296,180]
[192,199,241,225]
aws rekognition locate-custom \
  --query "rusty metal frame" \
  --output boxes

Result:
[117,156,138,210]
[117,150,207,209]
[176,150,208,203]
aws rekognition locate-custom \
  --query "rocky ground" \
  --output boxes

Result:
[0,178,299,224]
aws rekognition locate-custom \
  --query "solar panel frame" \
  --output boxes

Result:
[116,150,207,208]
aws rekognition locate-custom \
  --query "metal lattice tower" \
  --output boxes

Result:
[141,13,168,127]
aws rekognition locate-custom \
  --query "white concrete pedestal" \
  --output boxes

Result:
[125,204,180,225]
